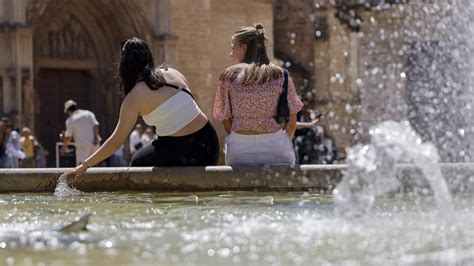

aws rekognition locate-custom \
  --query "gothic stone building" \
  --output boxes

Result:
[0,0,273,165]
[1,0,471,165]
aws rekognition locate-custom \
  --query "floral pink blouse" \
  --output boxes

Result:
[213,69,304,133]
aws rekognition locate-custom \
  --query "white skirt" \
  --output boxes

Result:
[225,130,296,166]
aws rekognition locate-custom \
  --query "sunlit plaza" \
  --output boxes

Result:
[0,0,473,265]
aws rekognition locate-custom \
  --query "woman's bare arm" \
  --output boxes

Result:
[82,96,139,167]
[223,119,232,135]
[285,113,298,139]
[63,94,140,181]
[296,118,320,130]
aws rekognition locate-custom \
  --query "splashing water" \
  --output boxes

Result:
[54,174,81,198]
[333,121,453,214]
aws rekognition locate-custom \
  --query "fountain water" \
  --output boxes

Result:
[355,1,474,162]
[333,120,453,215]
[0,1,473,265]
[54,174,81,198]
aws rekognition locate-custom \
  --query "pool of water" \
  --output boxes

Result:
[0,191,472,265]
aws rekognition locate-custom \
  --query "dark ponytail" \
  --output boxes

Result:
[118,37,166,96]
[143,66,165,93]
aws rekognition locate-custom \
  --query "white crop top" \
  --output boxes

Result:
[142,89,201,136]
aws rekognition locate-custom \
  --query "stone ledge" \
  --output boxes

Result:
[0,163,472,192]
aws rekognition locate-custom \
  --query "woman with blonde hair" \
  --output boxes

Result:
[213,24,303,165]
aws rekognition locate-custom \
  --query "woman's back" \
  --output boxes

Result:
[212,23,303,166]
[128,67,208,137]
[214,64,302,133]
[130,68,188,115]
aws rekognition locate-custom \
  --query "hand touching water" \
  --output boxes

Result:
[62,163,88,183]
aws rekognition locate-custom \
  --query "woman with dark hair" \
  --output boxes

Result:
[213,24,304,165]
[64,37,219,179]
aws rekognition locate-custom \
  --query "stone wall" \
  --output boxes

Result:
[0,0,275,165]
[274,0,363,157]
[274,0,314,95]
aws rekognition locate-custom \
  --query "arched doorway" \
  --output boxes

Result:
[28,0,156,166]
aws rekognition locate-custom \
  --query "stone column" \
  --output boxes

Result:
[0,0,33,128]
[148,0,178,66]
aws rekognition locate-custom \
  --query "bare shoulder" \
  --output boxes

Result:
[129,81,149,95]
[122,84,144,106]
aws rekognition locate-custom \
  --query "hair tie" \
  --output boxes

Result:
[256,27,265,36]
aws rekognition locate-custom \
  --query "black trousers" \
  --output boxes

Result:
[131,122,220,167]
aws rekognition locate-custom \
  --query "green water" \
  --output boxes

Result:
[0,192,472,265]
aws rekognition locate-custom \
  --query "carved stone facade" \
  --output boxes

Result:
[0,0,274,165]
[39,15,94,60]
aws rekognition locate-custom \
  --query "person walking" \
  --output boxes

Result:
[63,37,219,180]
[20,127,38,168]
[129,123,144,156]
[0,120,9,168]
[141,127,157,146]
[62,100,101,166]
[5,122,24,168]
[213,23,303,165]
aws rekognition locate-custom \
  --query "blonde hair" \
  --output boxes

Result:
[220,23,282,85]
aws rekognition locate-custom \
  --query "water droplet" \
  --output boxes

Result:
[207,249,215,256]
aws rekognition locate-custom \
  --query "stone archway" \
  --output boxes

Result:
[27,0,157,166]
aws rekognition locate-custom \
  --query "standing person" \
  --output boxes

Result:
[5,122,24,168]
[110,144,127,167]
[294,98,323,164]
[20,127,38,168]
[141,127,157,146]
[129,123,144,156]
[213,24,304,165]
[62,100,101,166]
[319,126,339,164]
[0,121,8,168]
[34,141,48,168]
[63,37,219,180]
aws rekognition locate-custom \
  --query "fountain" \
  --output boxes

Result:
[0,1,473,265]
[355,0,474,162]
[54,174,81,198]
[333,120,453,215]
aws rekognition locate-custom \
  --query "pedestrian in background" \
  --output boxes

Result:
[5,121,24,168]
[141,127,157,147]
[62,100,101,166]
[0,120,8,168]
[20,127,38,168]
[129,123,144,156]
